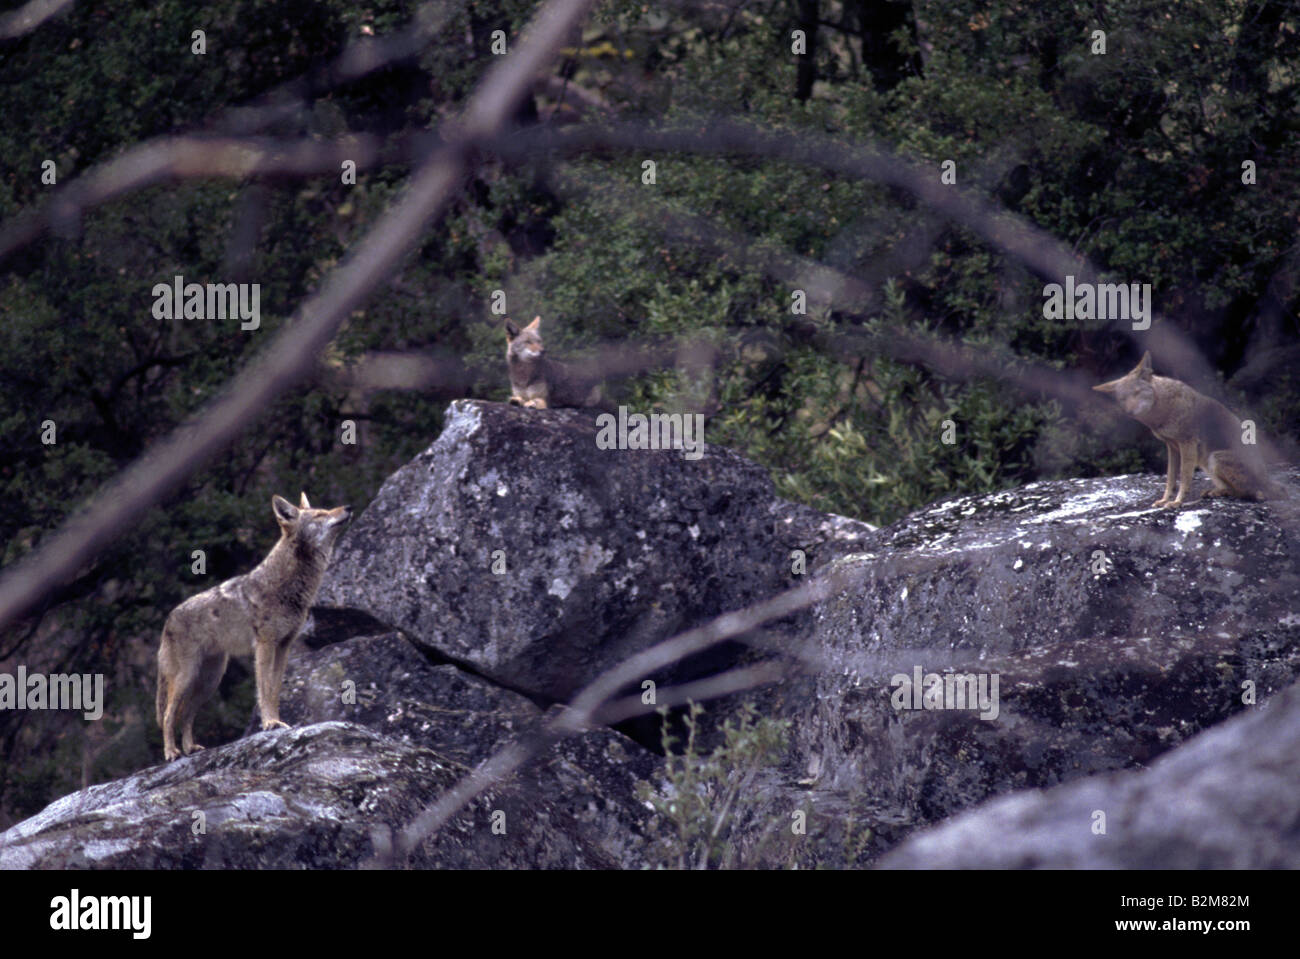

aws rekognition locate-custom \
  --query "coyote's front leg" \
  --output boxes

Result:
[255,631,290,731]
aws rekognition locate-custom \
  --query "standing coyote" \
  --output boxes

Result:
[156,493,350,760]
[505,315,603,409]
[1093,351,1276,507]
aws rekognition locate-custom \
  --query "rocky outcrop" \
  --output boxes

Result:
[879,676,1300,868]
[790,471,1300,853]
[1,398,1296,869]
[0,633,658,869]
[313,400,877,701]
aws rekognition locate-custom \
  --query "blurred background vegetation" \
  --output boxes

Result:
[1,0,1297,824]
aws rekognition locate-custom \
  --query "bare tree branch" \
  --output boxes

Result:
[0,0,600,634]
[6,101,1294,633]
[0,135,407,262]
[593,661,794,726]
[317,349,478,398]
[1,0,459,261]
[0,0,74,40]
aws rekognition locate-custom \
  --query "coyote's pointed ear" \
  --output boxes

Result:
[1137,351,1154,377]
[525,315,541,331]
[299,492,311,509]
[272,495,299,524]
[505,319,520,339]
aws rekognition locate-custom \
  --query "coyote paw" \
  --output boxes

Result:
[184,743,205,755]
[261,719,290,731]
[1151,497,1171,508]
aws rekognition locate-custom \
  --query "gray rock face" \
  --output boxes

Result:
[276,630,659,872]
[817,473,1297,660]
[0,721,506,869]
[0,633,658,869]
[2,397,1295,869]
[315,399,876,701]
[878,677,1300,868]
[795,471,1300,843]
[264,631,537,756]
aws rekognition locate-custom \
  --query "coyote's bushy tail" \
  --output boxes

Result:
[155,633,169,728]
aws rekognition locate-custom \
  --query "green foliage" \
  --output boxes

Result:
[637,701,793,869]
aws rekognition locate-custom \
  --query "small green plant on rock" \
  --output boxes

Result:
[637,701,791,869]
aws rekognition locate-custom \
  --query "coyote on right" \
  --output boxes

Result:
[1093,350,1279,508]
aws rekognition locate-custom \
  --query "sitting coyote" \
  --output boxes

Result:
[1093,351,1278,507]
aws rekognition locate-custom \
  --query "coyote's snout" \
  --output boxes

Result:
[156,492,350,761]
